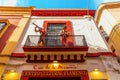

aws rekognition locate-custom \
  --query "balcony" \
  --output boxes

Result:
[23,35,88,52]
[23,35,88,62]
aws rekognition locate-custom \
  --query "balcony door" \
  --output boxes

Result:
[46,23,65,46]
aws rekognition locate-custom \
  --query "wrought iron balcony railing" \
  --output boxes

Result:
[24,35,87,47]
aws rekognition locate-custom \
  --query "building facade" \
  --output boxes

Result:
[0,6,119,80]
[95,2,120,58]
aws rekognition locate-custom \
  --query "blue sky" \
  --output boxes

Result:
[0,0,120,10]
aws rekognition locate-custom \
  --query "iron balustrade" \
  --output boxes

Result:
[24,35,87,47]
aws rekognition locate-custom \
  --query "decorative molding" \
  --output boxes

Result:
[26,54,85,63]
[31,10,95,17]
[86,52,116,57]
[23,46,88,52]
[11,53,26,58]
[43,20,74,43]
[0,6,34,12]
[95,2,120,25]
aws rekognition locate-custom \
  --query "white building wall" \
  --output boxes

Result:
[16,17,110,53]
[98,9,117,35]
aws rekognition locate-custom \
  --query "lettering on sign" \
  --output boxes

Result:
[22,70,88,77]
[33,65,43,70]
[33,64,77,70]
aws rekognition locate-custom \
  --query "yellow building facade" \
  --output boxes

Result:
[95,2,120,57]
[0,6,33,79]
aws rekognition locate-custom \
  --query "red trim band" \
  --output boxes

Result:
[31,10,95,17]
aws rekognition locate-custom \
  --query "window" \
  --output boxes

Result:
[0,22,6,32]
[47,23,65,35]
[0,20,9,37]
[43,21,72,46]
[46,23,66,46]
[99,26,109,41]
[111,45,115,53]
[99,26,103,31]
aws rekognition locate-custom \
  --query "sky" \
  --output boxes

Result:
[0,0,120,10]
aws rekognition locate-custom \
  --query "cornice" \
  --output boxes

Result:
[95,1,120,25]
[31,9,95,17]
[0,6,34,11]
[34,8,88,10]
[0,6,34,17]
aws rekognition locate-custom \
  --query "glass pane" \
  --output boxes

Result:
[46,23,65,46]
[0,22,6,31]
[47,23,65,35]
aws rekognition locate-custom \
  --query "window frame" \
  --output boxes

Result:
[0,20,10,38]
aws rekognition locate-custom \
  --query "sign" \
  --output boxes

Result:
[33,64,77,70]
[22,70,88,77]
[33,65,43,70]
[21,70,89,80]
